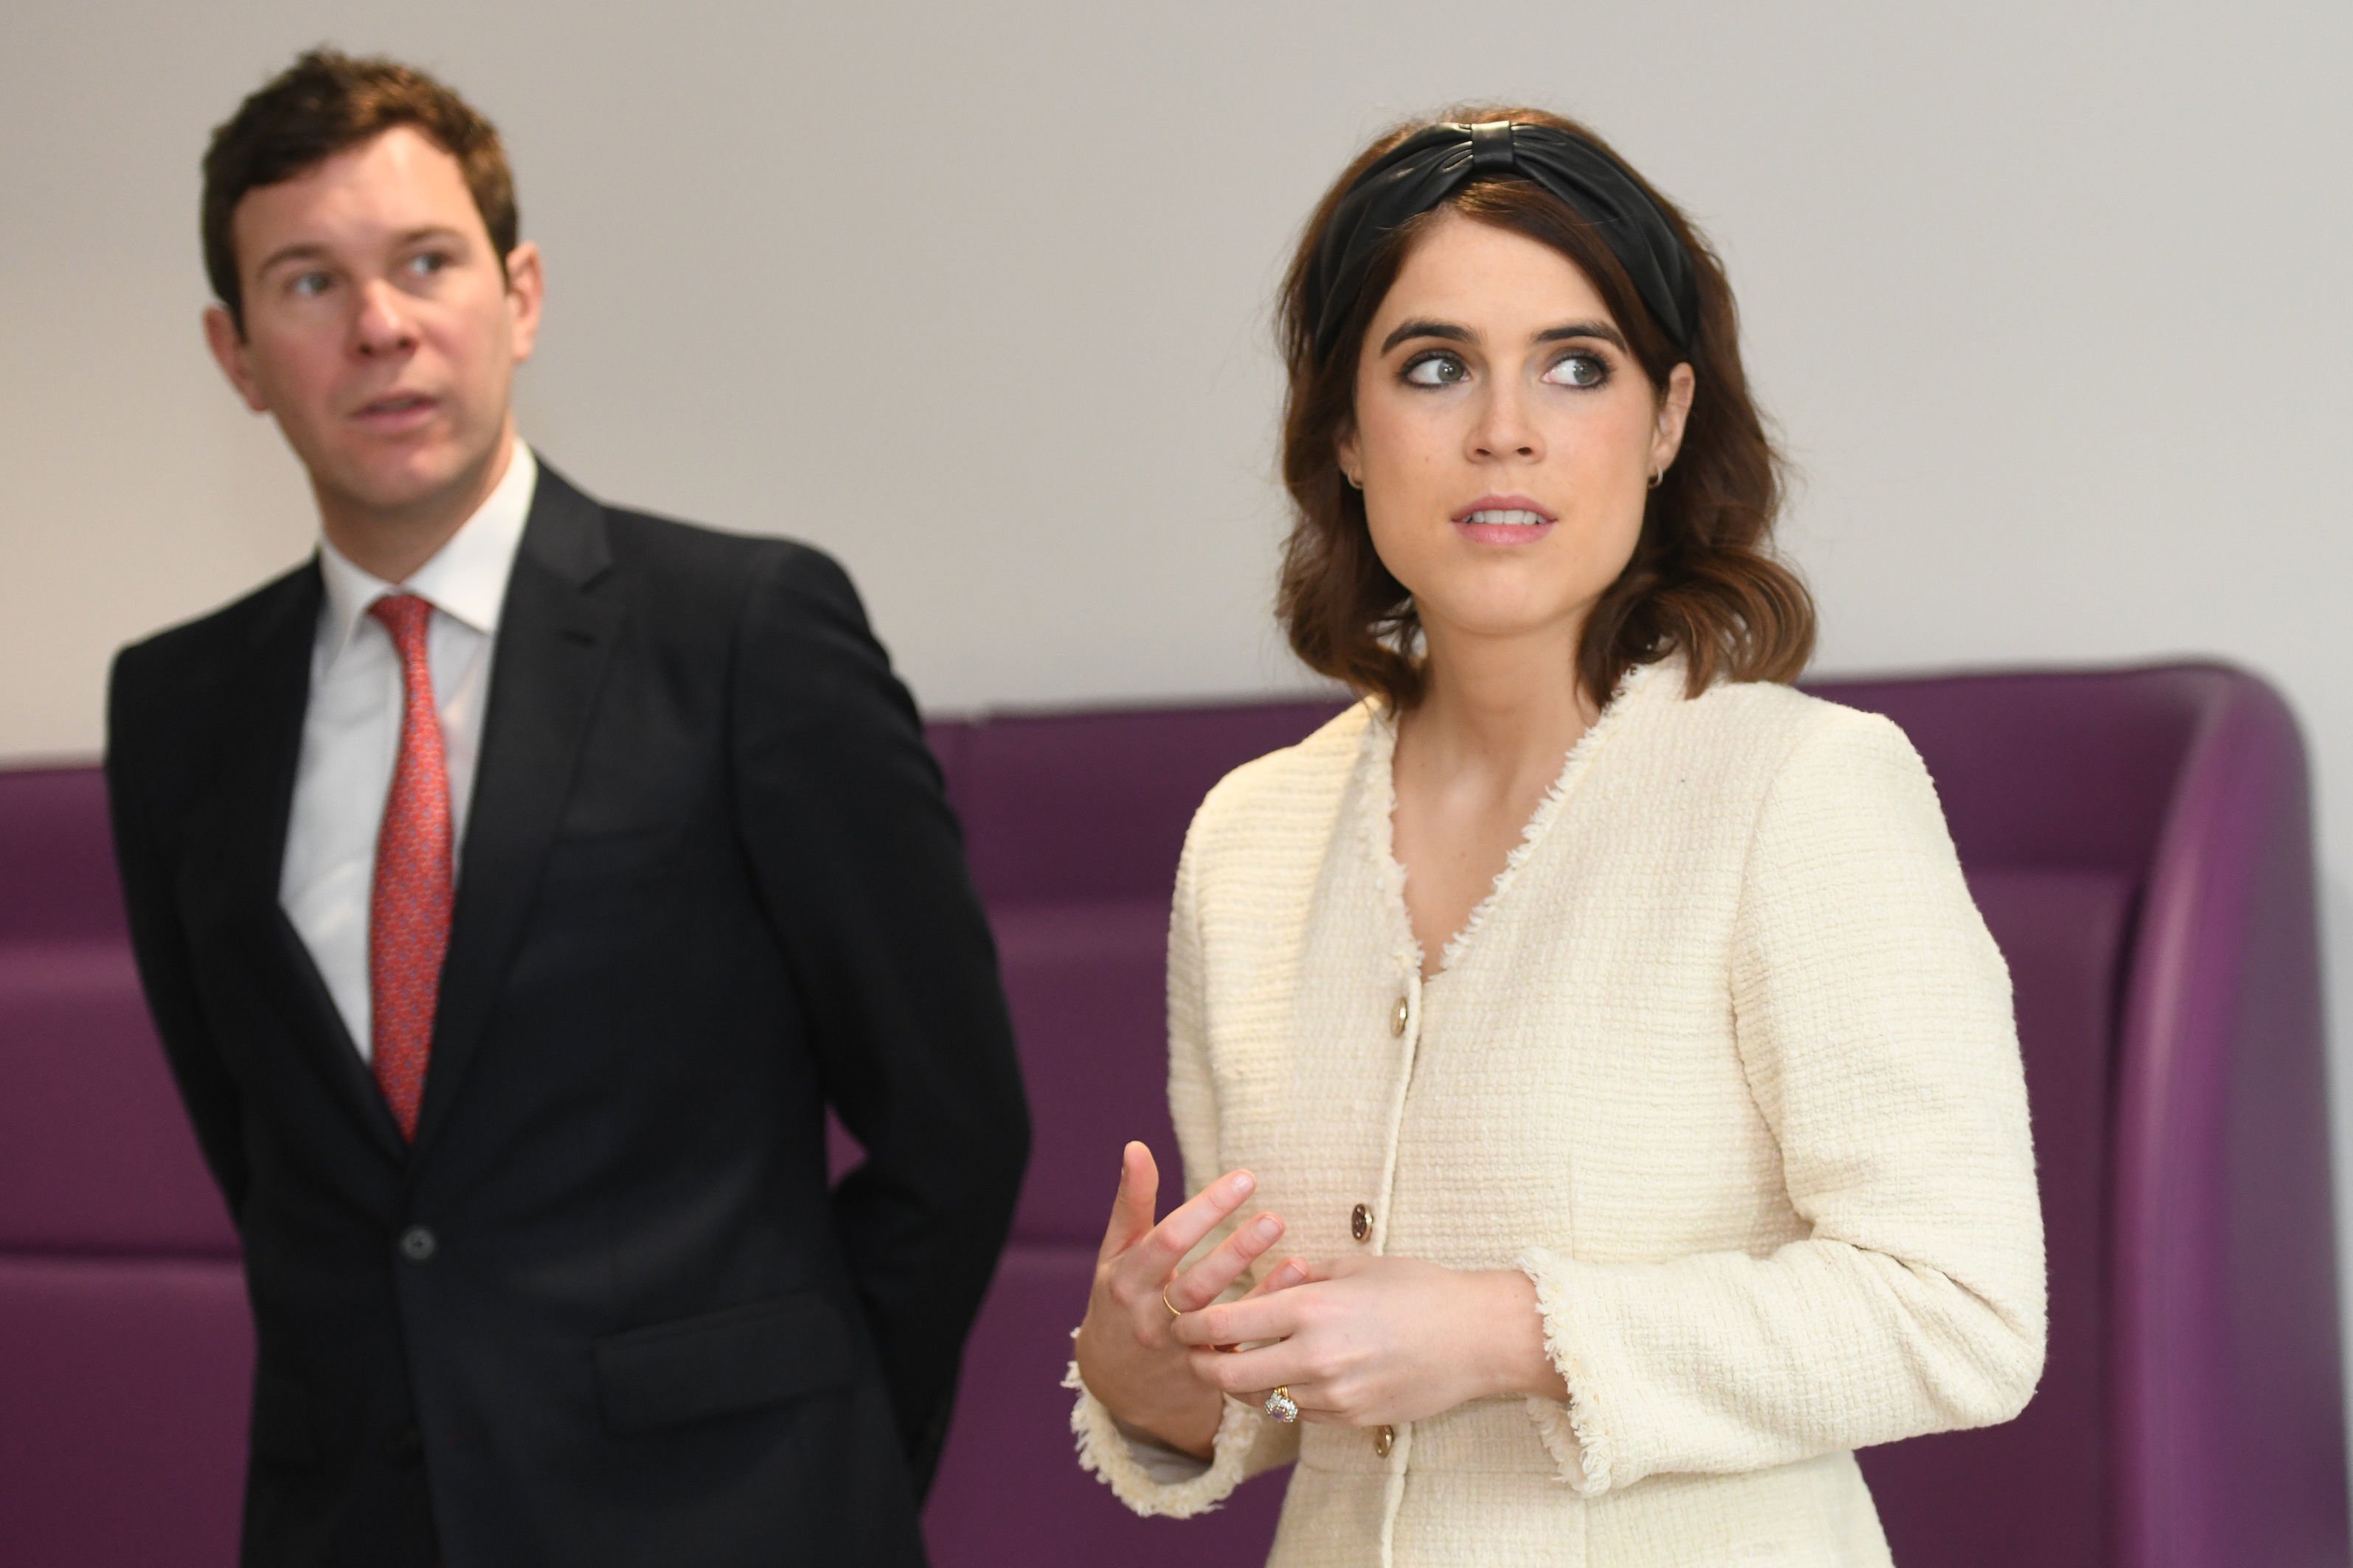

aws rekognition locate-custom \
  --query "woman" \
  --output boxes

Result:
[1066,108,2045,1565]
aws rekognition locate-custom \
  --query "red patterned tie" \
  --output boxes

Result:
[367,594,451,1142]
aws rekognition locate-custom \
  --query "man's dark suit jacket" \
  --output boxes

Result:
[104,463,1030,1568]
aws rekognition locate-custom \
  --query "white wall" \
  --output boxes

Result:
[5,0,2351,1401]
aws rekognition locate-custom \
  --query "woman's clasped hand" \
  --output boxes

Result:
[1168,1252,1562,1429]
[1074,1139,1564,1458]
[1072,1142,1306,1457]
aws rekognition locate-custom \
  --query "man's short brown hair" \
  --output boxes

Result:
[201,47,518,333]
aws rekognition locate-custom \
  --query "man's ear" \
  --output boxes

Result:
[203,304,271,414]
[504,240,544,364]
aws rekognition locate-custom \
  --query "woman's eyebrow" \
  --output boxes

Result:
[1379,319,1473,354]
[1534,320,1629,350]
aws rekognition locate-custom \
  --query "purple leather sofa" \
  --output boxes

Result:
[0,663,2343,1566]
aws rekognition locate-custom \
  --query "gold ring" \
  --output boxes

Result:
[1264,1385,1300,1423]
[1162,1289,1182,1319]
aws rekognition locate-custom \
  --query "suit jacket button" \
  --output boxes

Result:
[1373,1424,1396,1458]
[1351,1204,1372,1243]
[1390,996,1410,1037]
[384,1423,423,1463]
[398,1225,437,1263]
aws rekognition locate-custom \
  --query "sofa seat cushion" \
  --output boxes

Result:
[0,1254,251,1567]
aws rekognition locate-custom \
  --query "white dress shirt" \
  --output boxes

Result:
[278,441,539,1062]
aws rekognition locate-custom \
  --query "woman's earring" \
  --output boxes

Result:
[1344,468,1364,490]
[1647,467,1665,490]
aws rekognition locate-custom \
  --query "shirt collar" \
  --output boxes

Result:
[316,440,540,669]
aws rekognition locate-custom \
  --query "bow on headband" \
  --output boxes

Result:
[1305,120,1698,360]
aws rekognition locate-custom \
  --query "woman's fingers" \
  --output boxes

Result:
[1184,1338,1311,1402]
[1113,1168,1256,1292]
[1171,1279,1310,1350]
[1174,1255,1311,1356]
[1241,1257,1315,1299]
[1096,1141,1162,1264]
[1165,1213,1287,1314]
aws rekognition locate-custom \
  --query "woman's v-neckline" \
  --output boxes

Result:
[1359,659,1660,983]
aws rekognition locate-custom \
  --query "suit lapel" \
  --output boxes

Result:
[412,466,622,1156]
[196,563,408,1160]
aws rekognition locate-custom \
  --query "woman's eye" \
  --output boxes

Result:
[1401,353,1469,387]
[1542,352,1609,389]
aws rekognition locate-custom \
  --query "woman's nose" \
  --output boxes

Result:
[1469,384,1542,462]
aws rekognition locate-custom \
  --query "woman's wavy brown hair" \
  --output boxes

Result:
[1275,106,1813,709]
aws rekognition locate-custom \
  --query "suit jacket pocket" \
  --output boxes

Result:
[248,1367,322,1467]
[593,1289,856,1437]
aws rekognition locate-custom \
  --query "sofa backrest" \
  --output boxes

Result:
[1809,667,2346,1567]
[0,766,249,1565]
[3,665,2341,1568]
[0,766,127,945]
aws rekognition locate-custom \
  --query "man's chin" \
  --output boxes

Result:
[315,445,498,524]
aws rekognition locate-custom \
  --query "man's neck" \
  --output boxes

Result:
[316,425,516,585]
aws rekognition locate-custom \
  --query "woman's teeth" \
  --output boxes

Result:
[1462,509,1548,527]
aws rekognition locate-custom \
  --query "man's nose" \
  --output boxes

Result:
[351,280,418,357]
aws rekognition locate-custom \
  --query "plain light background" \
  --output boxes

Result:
[4,0,2350,1429]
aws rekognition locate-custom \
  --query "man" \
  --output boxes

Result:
[104,49,1028,1567]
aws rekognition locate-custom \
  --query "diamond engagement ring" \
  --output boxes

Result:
[1264,1386,1300,1423]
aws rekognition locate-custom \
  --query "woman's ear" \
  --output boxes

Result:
[1650,363,1696,479]
[1335,426,1363,490]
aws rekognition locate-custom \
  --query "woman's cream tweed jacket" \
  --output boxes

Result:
[1067,661,2048,1567]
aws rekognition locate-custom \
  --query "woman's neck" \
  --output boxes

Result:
[1401,617,1596,782]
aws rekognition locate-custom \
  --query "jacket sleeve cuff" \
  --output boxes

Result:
[1516,1246,1616,1497]
[1064,1359,1264,1517]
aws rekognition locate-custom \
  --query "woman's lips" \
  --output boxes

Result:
[1452,500,1556,546]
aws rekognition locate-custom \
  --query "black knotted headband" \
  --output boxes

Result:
[1305,120,1698,361]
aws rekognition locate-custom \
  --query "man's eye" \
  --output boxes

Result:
[406,251,450,277]
[1542,353,1609,389]
[289,271,333,298]
[1401,353,1468,387]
